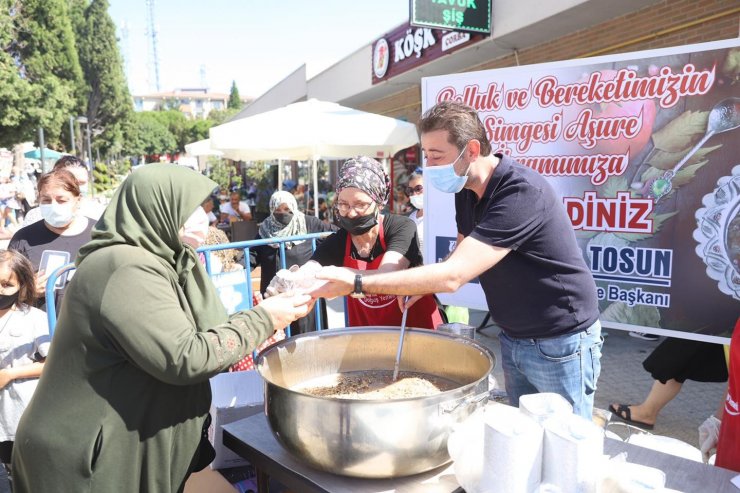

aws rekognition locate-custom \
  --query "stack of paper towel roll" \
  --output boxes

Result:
[472,393,604,493]
[479,403,544,493]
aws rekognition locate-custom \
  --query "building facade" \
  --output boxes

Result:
[133,88,239,118]
[229,0,739,209]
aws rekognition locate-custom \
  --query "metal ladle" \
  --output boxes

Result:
[631,97,740,201]
[392,296,410,382]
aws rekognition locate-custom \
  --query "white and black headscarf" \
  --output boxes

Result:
[258,191,307,249]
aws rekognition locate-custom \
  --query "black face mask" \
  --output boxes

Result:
[273,212,293,226]
[339,210,378,236]
[0,292,19,311]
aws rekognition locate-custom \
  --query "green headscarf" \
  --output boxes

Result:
[76,164,226,330]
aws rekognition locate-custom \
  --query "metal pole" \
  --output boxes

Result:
[68,117,76,154]
[312,156,319,217]
[38,127,49,173]
[277,159,282,190]
[85,122,94,197]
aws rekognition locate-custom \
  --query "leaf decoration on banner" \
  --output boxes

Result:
[600,176,629,198]
[640,160,709,198]
[639,166,663,184]
[586,232,630,249]
[601,301,661,327]
[721,47,740,79]
[614,212,678,242]
[671,160,708,188]
[585,233,629,265]
[651,110,708,152]
[646,144,721,170]
[576,230,599,240]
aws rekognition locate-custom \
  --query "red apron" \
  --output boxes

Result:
[343,217,442,329]
[716,318,740,472]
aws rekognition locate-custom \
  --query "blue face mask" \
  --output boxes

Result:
[425,146,470,194]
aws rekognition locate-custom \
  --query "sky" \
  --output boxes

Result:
[107,0,410,98]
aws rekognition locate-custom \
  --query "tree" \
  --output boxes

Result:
[0,2,34,147]
[207,107,239,126]
[0,0,85,148]
[227,80,242,110]
[151,110,189,155]
[73,0,133,157]
[186,118,212,145]
[92,160,112,193]
[125,112,176,158]
[208,158,240,192]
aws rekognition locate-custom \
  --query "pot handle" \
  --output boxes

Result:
[439,391,489,416]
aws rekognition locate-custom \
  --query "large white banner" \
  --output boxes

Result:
[421,39,740,343]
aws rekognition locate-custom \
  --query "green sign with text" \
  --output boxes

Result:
[411,0,491,34]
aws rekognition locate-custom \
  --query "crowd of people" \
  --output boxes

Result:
[0,101,735,492]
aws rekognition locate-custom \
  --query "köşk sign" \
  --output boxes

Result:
[372,21,487,84]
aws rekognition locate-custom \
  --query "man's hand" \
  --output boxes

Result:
[238,206,253,221]
[257,292,314,332]
[311,266,355,299]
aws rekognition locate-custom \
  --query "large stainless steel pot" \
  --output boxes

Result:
[256,327,495,478]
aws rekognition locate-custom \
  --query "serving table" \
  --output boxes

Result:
[223,413,739,493]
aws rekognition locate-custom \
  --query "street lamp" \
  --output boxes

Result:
[76,116,94,196]
[68,116,76,155]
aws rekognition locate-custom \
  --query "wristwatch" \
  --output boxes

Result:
[350,274,365,299]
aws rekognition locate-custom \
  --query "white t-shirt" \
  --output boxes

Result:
[409,209,424,252]
[0,306,50,441]
[220,201,251,220]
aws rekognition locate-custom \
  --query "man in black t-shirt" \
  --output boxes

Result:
[313,101,602,419]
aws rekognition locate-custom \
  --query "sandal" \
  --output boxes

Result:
[608,403,654,430]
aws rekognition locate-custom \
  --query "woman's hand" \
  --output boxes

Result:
[0,369,13,390]
[397,295,422,312]
[35,269,49,296]
[698,414,722,463]
[258,292,314,332]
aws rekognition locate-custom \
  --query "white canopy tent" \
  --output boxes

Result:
[208,99,419,215]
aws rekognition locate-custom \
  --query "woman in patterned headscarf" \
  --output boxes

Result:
[251,190,336,335]
[311,156,443,329]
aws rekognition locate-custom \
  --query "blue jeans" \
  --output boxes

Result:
[498,321,603,420]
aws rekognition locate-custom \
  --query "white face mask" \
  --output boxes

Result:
[180,206,209,248]
[40,202,76,228]
[409,194,424,210]
[426,145,470,194]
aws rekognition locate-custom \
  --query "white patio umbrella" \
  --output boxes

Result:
[208,99,419,214]
[184,138,223,157]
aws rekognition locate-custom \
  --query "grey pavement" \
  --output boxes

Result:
[325,300,726,449]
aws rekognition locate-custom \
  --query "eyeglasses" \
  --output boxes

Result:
[405,184,423,196]
[336,201,375,215]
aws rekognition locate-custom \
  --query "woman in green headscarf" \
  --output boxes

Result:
[11,164,312,493]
